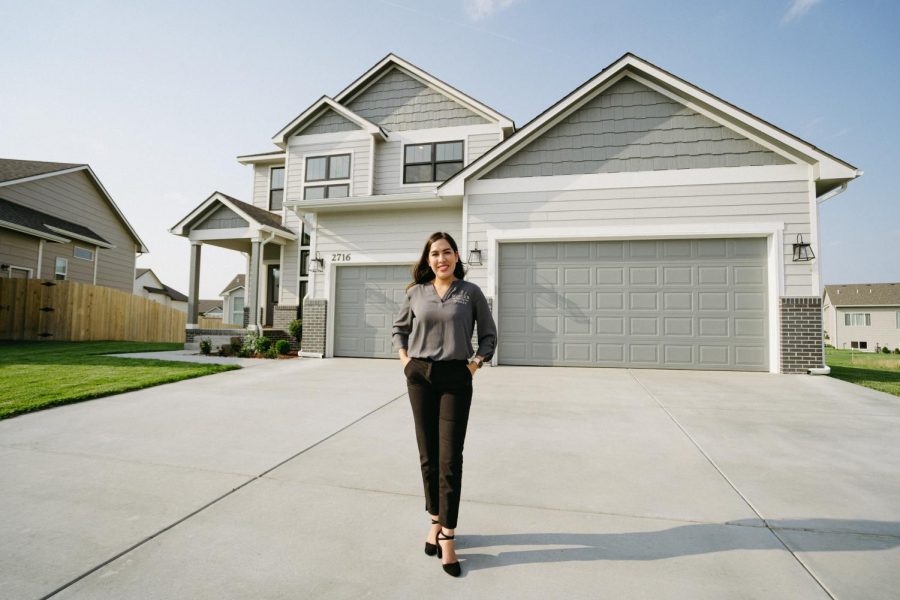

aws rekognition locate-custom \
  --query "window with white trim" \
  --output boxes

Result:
[303,154,350,200]
[403,141,463,183]
[269,167,285,211]
[74,246,94,261]
[231,295,244,326]
[54,257,68,280]
[844,313,871,327]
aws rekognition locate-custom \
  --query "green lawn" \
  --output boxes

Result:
[826,347,900,397]
[0,341,239,420]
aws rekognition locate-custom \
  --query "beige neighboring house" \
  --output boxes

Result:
[823,284,900,352]
[134,268,188,312]
[0,158,148,291]
[220,274,245,326]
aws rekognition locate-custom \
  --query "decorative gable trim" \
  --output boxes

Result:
[169,192,296,239]
[334,53,514,133]
[271,97,386,147]
[439,53,860,196]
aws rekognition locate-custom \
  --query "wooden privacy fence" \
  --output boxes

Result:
[0,279,186,343]
[198,316,242,330]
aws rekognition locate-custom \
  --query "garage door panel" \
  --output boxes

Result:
[499,239,768,371]
[334,264,409,358]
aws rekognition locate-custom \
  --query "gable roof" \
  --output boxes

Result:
[169,191,296,238]
[135,268,152,279]
[220,274,245,296]
[144,284,188,303]
[334,54,513,132]
[198,299,223,315]
[0,197,113,247]
[824,283,900,307]
[439,53,860,196]
[271,96,387,147]
[0,158,149,252]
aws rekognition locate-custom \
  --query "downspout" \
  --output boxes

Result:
[254,230,277,330]
[808,178,856,375]
[36,240,44,278]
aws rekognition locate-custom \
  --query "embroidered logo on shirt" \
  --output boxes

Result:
[450,291,471,305]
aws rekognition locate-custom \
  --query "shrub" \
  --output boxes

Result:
[275,340,291,355]
[218,344,233,357]
[264,347,278,359]
[894,348,900,354]
[241,331,260,356]
[883,346,892,354]
[824,343,834,349]
[230,337,243,352]
[255,335,271,354]
[289,319,302,343]
[199,338,212,355]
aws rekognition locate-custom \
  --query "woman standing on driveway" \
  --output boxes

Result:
[392,231,497,578]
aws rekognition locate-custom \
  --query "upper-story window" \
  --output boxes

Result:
[55,257,67,280]
[845,313,871,327]
[304,154,350,200]
[73,246,94,261]
[269,167,285,211]
[403,141,464,184]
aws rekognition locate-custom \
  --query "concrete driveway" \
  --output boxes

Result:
[1,358,898,599]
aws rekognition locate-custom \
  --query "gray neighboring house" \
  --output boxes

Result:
[0,159,148,292]
[219,274,246,326]
[823,284,900,352]
[198,299,223,318]
[170,53,860,373]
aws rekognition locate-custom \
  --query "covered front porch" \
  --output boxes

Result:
[169,192,298,350]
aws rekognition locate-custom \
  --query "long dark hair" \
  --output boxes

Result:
[408,232,467,289]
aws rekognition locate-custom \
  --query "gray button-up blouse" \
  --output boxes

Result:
[392,279,497,361]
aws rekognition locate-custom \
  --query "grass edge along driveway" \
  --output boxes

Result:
[826,347,900,398]
[0,341,239,420]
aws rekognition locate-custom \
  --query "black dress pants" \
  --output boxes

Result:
[405,358,473,529]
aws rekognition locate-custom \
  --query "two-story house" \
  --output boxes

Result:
[171,53,860,373]
[1,159,148,292]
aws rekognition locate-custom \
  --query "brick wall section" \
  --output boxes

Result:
[780,297,824,374]
[262,329,300,352]
[302,298,327,355]
[273,305,299,331]
[185,328,247,351]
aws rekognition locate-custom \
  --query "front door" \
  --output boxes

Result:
[266,264,280,327]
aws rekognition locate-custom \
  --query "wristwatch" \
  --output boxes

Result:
[470,356,484,369]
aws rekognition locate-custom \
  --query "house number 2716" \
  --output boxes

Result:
[332,253,351,262]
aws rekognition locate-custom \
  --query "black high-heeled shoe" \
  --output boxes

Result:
[424,519,439,556]
[436,530,461,577]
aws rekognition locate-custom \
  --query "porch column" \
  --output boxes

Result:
[187,241,202,326]
[247,239,261,331]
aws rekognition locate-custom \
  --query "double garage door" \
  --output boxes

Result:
[332,238,769,371]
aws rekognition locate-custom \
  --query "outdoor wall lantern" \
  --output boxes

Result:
[792,234,815,262]
[309,253,324,273]
[0,264,8,272]
[467,242,483,266]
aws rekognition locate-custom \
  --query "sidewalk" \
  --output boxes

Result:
[1,359,898,599]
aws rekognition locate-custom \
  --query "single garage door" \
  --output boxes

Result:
[498,239,768,371]
[333,264,410,358]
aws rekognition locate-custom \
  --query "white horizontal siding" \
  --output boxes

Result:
[465,178,813,296]
[252,166,270,209]
[314,207,461,297]
[0,172,137,292]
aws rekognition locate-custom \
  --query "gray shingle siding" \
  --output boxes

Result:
[346,68,488,132]
[484,77,790,179]
[194,205,250,230]
[299,108,362,136]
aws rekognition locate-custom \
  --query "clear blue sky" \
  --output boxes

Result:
[1,0,897,297]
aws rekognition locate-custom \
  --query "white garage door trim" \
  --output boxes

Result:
[486,223,784,373]
[325,254,416,358]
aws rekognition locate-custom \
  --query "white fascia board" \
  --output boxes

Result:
[334,54,514,130]
[44,225,114,249]
[188,227,255,242]
[465,164,809,196]
[272,97,384,147]
[0,220,70,243]
[169,194,220,235]
[285,192,459,213]
[287,128,374,147]
[259,225,297,240]
[236,152,286,165]
[392,123,501,143]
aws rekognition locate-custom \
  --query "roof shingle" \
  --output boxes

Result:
[0,158,84,184]
[824,283,900,307]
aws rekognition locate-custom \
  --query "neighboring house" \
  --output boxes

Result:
[0,159,148,291]
[198,300,223,318]
[134,268,188,312]
[220,274,246,325]
[823,284,900,352]
[171,53,860,373]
